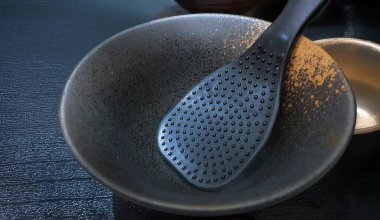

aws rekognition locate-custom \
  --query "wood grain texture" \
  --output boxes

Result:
[1,0,380,219]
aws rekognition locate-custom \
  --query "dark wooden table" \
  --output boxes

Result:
[1,0,380,219]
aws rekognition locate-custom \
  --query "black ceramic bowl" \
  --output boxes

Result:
[59,14,355,216]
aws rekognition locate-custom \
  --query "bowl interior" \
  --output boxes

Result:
[316,38,380,134]
[60,14,355,215]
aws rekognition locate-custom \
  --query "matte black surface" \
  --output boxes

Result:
[158,0,329,189]
[1,0,379,219]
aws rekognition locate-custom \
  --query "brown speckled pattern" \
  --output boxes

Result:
[281,37,350,129]
[60,14,356,215]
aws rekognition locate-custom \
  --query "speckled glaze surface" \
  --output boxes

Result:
[59,14,356,216]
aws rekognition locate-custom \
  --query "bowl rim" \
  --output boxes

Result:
[59,14,355,216]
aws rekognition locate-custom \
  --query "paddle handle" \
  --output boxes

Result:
[251,0,330,53]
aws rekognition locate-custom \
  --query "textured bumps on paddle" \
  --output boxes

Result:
[158,43,285,189]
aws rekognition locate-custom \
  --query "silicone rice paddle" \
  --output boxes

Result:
[157,0,329,189]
